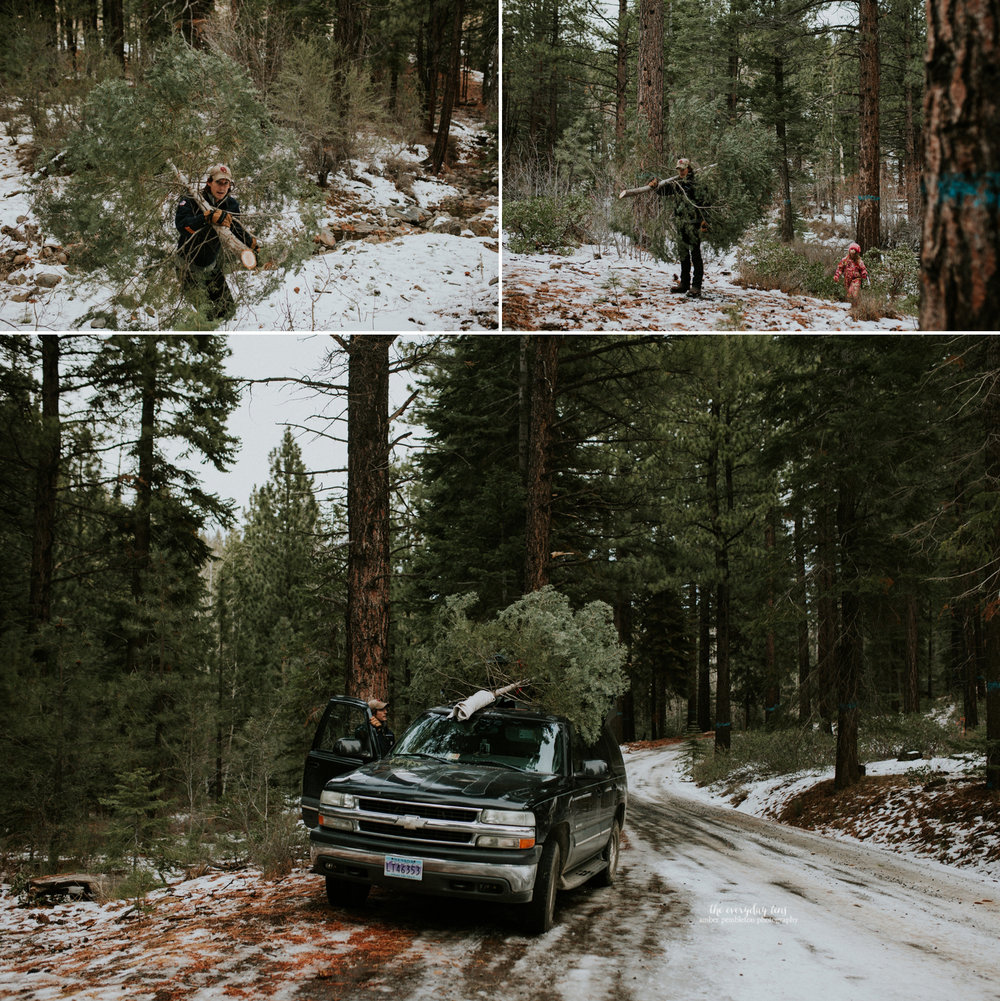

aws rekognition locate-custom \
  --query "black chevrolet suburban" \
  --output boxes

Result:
[302,696,627,933]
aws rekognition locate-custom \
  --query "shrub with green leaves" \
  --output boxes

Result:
[410,587,627,743]
[34,36,321,329]
[737,236,840,298]
[505,193,591,254]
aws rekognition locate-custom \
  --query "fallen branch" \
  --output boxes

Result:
[618,163,718,199]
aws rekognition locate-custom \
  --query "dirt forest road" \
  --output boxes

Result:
[3,747,998,1001]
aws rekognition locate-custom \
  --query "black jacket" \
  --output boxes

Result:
[655,173,706,240]
[176,186,256,267]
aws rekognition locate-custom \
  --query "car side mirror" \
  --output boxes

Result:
[577,759,609,778]
[332,738,371,761]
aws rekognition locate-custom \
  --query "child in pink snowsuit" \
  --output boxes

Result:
[834,242,869,301]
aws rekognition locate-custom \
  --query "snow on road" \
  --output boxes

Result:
[2,745,997,1001]
[502,243,919,331]
[622,745,1000,1001]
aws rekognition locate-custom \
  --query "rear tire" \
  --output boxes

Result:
[524,839,561,934]
[325,876,370,908]
[593,819,621,887]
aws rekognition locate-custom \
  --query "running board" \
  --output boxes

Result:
[559,860,607,891]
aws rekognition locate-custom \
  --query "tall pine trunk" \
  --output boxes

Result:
[903,591,920,713]
[698,585,712,733]
[816,498,837,732]
[126,341,156,674]
[920,0,1000,328]
[345,335,395,700]
[615,0,628,146]
[984,337,1000,792]
[524,336,558,592]
[857,0,881,252]
[636,0,664,155]
[834,490,862,790]
[794,512,811,723]
[430,0,464,174]
[29,335,60,649]
[775,58,794,243]
[708,398,732,752]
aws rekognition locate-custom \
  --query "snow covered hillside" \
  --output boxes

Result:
[0,114,498,332]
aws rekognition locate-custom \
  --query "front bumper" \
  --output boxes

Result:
[310,841,538,902]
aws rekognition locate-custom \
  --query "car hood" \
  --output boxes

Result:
[327,755,565,808]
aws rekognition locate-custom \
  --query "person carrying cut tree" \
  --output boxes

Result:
[834,242,869,302]
[647,157,709,297]
[175,163,259,322]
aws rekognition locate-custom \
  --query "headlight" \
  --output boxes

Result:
[320,790,357,810]
[480,809,534,827]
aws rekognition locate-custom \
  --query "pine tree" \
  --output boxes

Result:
[86,335,239,672]
[34,37,319,329]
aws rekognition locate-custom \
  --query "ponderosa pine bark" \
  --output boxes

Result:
[343,335,395,701]
[636,0,664,155]
[857,0,881,252]
[920,0,1000,329]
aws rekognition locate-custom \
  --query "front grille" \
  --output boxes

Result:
[359,820,475,844]
[358,798,478,824]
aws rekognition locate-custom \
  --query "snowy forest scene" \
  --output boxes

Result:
[0,0,996,332]
[501,0,999,331]
[1,332,1000,999]
[0,0,498,332]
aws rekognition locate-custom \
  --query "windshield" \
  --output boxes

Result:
[395,713,565,775]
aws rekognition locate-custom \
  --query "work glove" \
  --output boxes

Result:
[204,208,224,225]
[700,220,709,232]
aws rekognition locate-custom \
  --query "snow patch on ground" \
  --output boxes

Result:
[502,240,918,331]
[0,112,497,332]
[625,742,1000,880]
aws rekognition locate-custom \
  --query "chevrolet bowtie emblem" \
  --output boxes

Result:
[397,815,425,830]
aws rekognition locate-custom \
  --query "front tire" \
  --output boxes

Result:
[325,876,370,908]
[593,819,621,887]
[525,839,561,934]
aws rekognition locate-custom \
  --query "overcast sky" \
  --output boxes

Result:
[205,334,352,524]
[204,334,426,529]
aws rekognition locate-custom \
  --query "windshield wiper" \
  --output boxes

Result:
[465,758,526,772]
[397,750,446,761]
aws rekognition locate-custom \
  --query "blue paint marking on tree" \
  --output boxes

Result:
[936,172,1000,208]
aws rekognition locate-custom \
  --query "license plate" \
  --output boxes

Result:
[384,855,423,881]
